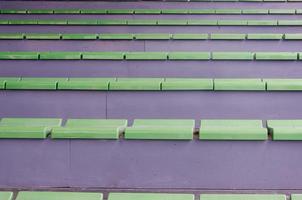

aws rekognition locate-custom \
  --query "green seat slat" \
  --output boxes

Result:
[58,78,112,90]
[187,20,217,25]
[9,20,37,25]
[214,79,265,90]
[284,34,302,40]
[25,33,61,40]
[162,78,213,90]
[210,33,245,40]
[255,52,297,60]
[134,9,161,14]
[172,34,208,40]
[135,33,171,40]
[99,33,133,40]
[54,9,81,14]
[297,9,302,14]
[200,194,285,200]
[241,9,269,14]
[6,78,66,90]
[218,20,247,26]
[67,19,98,25]
[107,9,134,14]
[268,120,302,128]
[212,52,254,60]
[278,20,302,26]
[268,120,302,140]
[0,192,13,200]
[0,33,24,39]
[1,9,26,14]
[157,20,187,25]
[125,52,167,60]
[215,9,241,14]
[109,193,194,200]
[16,192,102,200]
[161,9,188,14]
[239,0,263,2]
[39,52,82,60]
[51,127,120,139]
[188,9,215,14]
[27,9,54,14]
[266,79,302,91]
[0,77,20,89]
[109,78,163,90]
[0,20,9,24]
[37,19,67,25]
[82,52,124,60]
[168,52,210,60]
[0,126,49,139]
[80,9,107,14]
[269,9,296,14]
[133,119,194,127]
[0,117,62,127]
[248,20,277,26]
[127,19,157,25]
[0,52,38,60]
[62,34,98,40]
[65,119,127,127]
[247,33,283,40]
[99,19,127,25]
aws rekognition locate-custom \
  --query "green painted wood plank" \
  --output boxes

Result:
[265,79,302,90]
[99,19,127,25]
[0,33,24,40]
[255,52,297,60]
[215,9,241,14]
[269,9,296,14]
[210,33,246,40]
[271,127,302,140]
[218,20,247,26]
[109,78,163,90]
[247,33,283,40]
[267,119,302,128]
[284,34,302,40]
[168,52,210,60]
[212,52,254,60]
[241,9,269,14]
[187,20,217,25]
[27,9,54,14]
[278,20,302,26]
[82,52,124,60]
[127,19,157,25]
[0,77,20,89]
[157,20,187,25]
[172,34,208,40]
[39,52,82,60]
[200,194,285,200]
[247,20,277,26]
[9,20,37,25]
[0,192,12,200]
[0,126,49,139]
[135,33,171,40]
[188,9,215,14]
[51,127,120,139]
[65,119,127,127]
[99,33,133,40]
[201,119,263,127]
[62,33,98,40]
[162,78,213,90]
[6,78,66,90]
[214,79,265,90]
[67,19,98,25]
[80,9,107,14]
[161,9,188,14]
[134,9,161,14]
[37,19,67,25]
[0,20,9,24]
[0,52,38,60]
[16,192,102,200]
[132,119,195,127]
[109,193,193,200]
[1,9,26,14]
[54,9,81,14]
[25,33,61,40]
[0,117,62,127]
[125,52,167,60]
[58,78,112,90]
[107,9,134,14]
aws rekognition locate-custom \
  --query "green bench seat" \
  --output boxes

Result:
[200,194,285,200]
[109,193,194,200]
[16,192,102,200]
[125,52,167,60]
[212,52,254,60]
[134,33,171,40]
[168,52,210,60]
[27,9,54,14]
[6,77,67,90]
[25,33,61,40]
[0,77,20,89]
[39,52,82,60]
[267,120,302,140]
[255,52,298,60]
[62,34,98,40]
[172,34,208,40]
[109,78,163,90]
[99,34,133,40]
[0,52,38,59]
[82,52,124,60]
[265,79,302,91]
[210,33,246,40]
[0,33,24,40]
[284,34,302,40]
[0,192,13,200]
[247,33,283,40]
[58,78,114,90]
[214,79,265,90]
[162,78,213,90]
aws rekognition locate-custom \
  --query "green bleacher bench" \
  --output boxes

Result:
[51,119,127,139]
[37,19,67,25]
[199,119,267,140]
[80,9,107,14]
[215,9,241,14]
[6,77,67,90]
[212,52,254,60]
[39,52,82,60]
[255,52,298,60]
[269,9,296,14]
[172,34,208,40]
[0,77,20,89]
[0,33,24,40]
[247,33,283,40]
[265,79,302,91]
[27,9,54,14]
[162,78,213,90]
[278,20,302,26]
[16,192,102,200]
[247,20,277,26]
[214,79,265,90]
[0,118,62,138]
[161,9,189,14]
[107,9,134,14]
[58,78,114,90]
[187,20,218,26]
[168,52,210,60]
[0,20,9,24]
[292,194,302,200]
[99,34,134,40]
[0,52,38,60]
[9,20,37,25]
[134,33,171,40]
[241,9,269,14]
[54,9,81,14]
[0,192,13,200]
[267,120,302,140]
[210,33,246,40]
[25,33,61,40]
[157,20,188,26]
[200,194,286,200]
[109,78,163,90]
[127,19,157,25]
[82,52,125,60]
[124,119,195,140]
[99,19,127,25]
[284,34,302,40]
[109,193,194,200]
[1,9,26,14]
[62,34,98,40]
[188,9,216,14]
[134,9,162,14]
[218,20,247,26]
[67,19,98,25]
[125,52,168,60]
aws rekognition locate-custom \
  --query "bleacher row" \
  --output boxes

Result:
[2,33,302,40]
[0,192,299,200]
[1,8,302,14]
[0,52,302,60]
[2,77,302,91]
[1,19,302,26]
[0,117,302,140]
